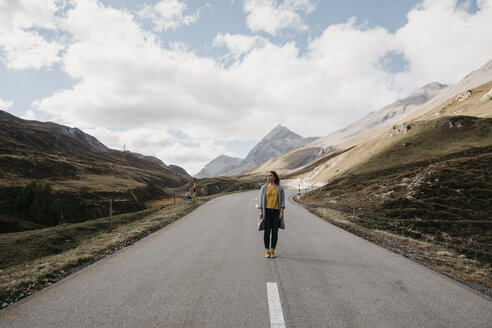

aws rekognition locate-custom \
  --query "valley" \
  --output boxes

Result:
[0,59,491,308]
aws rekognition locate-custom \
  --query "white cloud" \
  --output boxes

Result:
[10,1,393,141]
[0,98,13,111]
[221,19,402,133]
[138,0,200,32]
[0,0,64,69]
[244,0,316,35]
[213,33,266,59]
[34,1,255,136]
[84,126,229,175]
[394,0,492,88]
[21,109,37,120]
[27,10,417,171]
[21,0,492,174]
[155,141,229,175]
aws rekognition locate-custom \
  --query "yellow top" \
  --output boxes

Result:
[266,185,279,209]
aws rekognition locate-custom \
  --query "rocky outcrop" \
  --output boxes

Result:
[456,90,472,102]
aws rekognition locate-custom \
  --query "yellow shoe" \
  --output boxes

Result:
[265,250,271,258]
[270,250,276,258]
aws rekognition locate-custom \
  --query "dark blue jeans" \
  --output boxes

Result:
[264,208,280,249]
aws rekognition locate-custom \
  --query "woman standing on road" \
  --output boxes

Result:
[258,171,285,258]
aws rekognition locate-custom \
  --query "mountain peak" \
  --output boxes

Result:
[196,125,319,178]
[263,124,302,142]
[268,124,289,135]
[242,125,317,168]
[413,82,448,97]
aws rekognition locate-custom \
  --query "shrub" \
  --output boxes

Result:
[15,181,60,226]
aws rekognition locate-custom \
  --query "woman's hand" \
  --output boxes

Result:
[279,209,284,220]
[259,209,263,219]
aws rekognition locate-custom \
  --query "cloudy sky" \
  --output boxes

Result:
[1,0,491,174]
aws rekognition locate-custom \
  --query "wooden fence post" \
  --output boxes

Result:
[109,199,112,233]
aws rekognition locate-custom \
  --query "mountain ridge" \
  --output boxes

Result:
[309,81,448,148]
[195,155,243,178]
[196,124,318,178]
[282,77,491,186]
[0,110,192,231]
[251,59,492,181]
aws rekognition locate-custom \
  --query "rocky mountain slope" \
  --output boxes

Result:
[309,82,448,148]
[404,58,492,123]
[256,60,491,183]
[0,111,192,232]
[280,80,491,185]
[196,124,318,178]
[195,155,243,178]
[253,82,451,176]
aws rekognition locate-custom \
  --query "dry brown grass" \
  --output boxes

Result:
[0,200,203,308]
[51,174,146,192]
[303,140,492,263]
[418,81,492,120]
[0,173,146,192]
[146,196,185,207]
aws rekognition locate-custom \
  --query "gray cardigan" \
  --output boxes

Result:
[258,184,286,230]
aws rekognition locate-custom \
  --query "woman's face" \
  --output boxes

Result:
[267,173,275,183]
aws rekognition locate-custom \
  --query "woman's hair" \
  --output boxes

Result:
[270,171,280,185]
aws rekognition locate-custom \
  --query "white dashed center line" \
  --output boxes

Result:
[267,282,286,328]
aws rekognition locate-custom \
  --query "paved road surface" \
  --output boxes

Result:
[1,191,491,327]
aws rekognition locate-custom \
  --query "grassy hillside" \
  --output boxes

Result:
[0,112,192,232]
[412,80,492,121]
[353,115,491,175]
[301,116,491,273]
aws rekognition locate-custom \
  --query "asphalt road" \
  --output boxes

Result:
[1,191,491,327]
